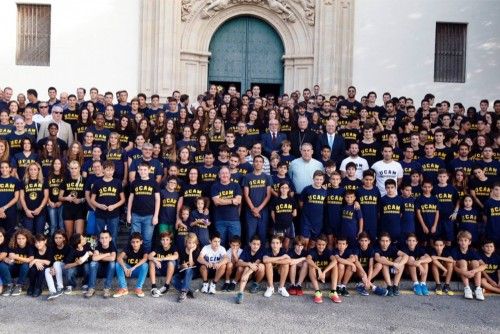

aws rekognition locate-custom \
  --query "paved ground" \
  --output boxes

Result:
[0,286,498,334]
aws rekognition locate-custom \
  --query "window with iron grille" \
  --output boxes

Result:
[434,22,467,83]
[16,4,51,66]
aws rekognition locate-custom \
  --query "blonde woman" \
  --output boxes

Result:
[106,132,128,186]
[19,162,49,235]
[0,139,10,162]
[59,160,86,238]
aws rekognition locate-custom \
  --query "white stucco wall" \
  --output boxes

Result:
[353,0,500,109]
[0,0,140,101]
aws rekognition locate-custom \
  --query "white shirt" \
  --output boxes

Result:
[33,114,53,124]
[339,156,370,179]
[371,160,404,196]
[201,245,227,264]
[226,248,243,261]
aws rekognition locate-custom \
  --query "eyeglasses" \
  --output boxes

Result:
[53,111,62,114]
[39,106,48,108]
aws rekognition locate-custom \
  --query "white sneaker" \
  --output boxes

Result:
[278,287,289,297]
[464,286,473,299]
[264,286,274,298]
[475,287,485,301]
[201,282,209,293]
[209,282,217,294]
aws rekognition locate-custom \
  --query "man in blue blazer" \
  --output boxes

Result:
[261,119,286,158]
[315,119,345,167]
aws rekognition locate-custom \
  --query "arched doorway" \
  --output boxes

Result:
[208,16,284,97]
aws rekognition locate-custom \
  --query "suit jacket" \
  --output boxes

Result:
[316,132,345,166]
[37,120,74,147]
[290,129,317,157]
[261,132,287,157]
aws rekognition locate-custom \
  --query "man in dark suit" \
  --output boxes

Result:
[316,119,345,167]
[290,116,317,157]
[261,119,286,158]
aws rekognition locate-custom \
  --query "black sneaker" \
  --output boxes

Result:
[340,286,350,297]
[186,290,195,299]
[32,289,42,298]
[27,287,34,296]
[393,285,400,296]
[387,286,394,297]
[228,282,236,291]
[336,286,342,295]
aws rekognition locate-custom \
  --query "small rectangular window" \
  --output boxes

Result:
[16,4,51,66]
[434,22,467,83]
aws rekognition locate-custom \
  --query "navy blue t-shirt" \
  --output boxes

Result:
[180,182,205,210]
[325,186,344,232]
[308,248,333,269]
[450,247,480,262]
[448,158,473,177]
[271,196,297,230]
[418,156,445,183]
[300,185,326,221]
[457,208,479,243]
[198,165,220,193]
[130,158,163,181]
[380,195,403,240]
[0,177,21,211]
[400,245,427,260]
[130,178,160,216]
[341,204,363,242]
[239,246,265,263]
[484,198,500,242]
[433,184,458,217]
[400,160,422,184]
[415,195,439,229]
[357,247,374,269]
[374,244,399,261]
[480,252,499,282]
[210,181,242,221]
[401,196,416,236]
[356,187,380,237]
[159,189,179,225]
[243,172,272,207]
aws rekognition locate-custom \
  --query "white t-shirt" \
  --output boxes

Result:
[226,248,243,262]
[201,245,227,264]
[371,160,403,196]
[339,156,370,180]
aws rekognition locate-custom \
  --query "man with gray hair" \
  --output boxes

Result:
[128,142,163,184]
[288,143,324,194]
[37,105,73,146]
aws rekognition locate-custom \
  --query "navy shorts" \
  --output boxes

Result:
[440,219,455,242]
[273,224,295,239]
[300,215,322,240]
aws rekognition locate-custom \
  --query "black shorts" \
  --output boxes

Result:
[63,203,86,221]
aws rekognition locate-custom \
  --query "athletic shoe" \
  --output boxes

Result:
[329,291,342,303]
[340,286,350,297]
[356,284,369,296]
[393,285,400,296]
[288,285,297,295]
[228,282,236,291]
[135,288,145,298]
[474,287,485,301]
[420,283,429,296]
[2,284,13,296]
[249,282,260,294]
[84,288,95,298]
[103,289,111,299]
[387,286,394,297]
[313,290,323,304]
[235,292,244,304]
[443,284,454,296]
[435,283,443,295]
[159,286,169,294]
[209,282,217,294]
[10,285,22,296]
[186,290,195,299]
[373,286,388,296]
[151,288,162,298]
[112,288,129,298]
[264,286,274,298]
[464,286,473,299]
[413,283,423,296]
[278,287,289,297]
[295,285,304,296]
[178,291,187,302]
[201,282,209,293]
[81,285,89,292]
[221,282,230,291]
[27,287,34,296]
[47,292,61,301]
[64,286,73,295]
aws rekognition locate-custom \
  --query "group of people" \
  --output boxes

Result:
[0,84,498,303]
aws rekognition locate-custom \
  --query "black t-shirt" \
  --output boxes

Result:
[65,243,92,264]
[153,245,177,259]
[91,178,123,218]
[46,175,64,203]
[178,248,201,267]
[130,178,160,216]
[271,196,297,230]
[374,245,399,261]
[288,248,308,259]
[53,245,70,262]
[125,246,146,266]
[239,246,265,263]
[23,179,46,210]
[34,247,54,266]
[10,246,34,264]
[308,248,333,269]
[61,177,86,202]
[95,242,117,257]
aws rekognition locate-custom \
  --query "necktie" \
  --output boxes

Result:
[272,133,276,143]
[328,134,333,148]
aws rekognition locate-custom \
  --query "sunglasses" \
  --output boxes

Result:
[53,111,62,114]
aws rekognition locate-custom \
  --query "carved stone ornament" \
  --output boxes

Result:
[181,0,193,21]
[197,0,316,25]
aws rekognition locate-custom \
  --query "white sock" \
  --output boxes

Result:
[421,282,426,285]
[413,281,420,285]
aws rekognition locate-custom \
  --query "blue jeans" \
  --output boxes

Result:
[65,263,90,288]
[246,209,269,244]
[4,263,30,285]
[131,213,154,252]
[86,210,97,236]
[173,267,195,292]
[47,206,64,236]
[23,212,47,235]
[115,263,148,289]
[96,216,120,242]
[215,220,241,247]
[88,261,116,289]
